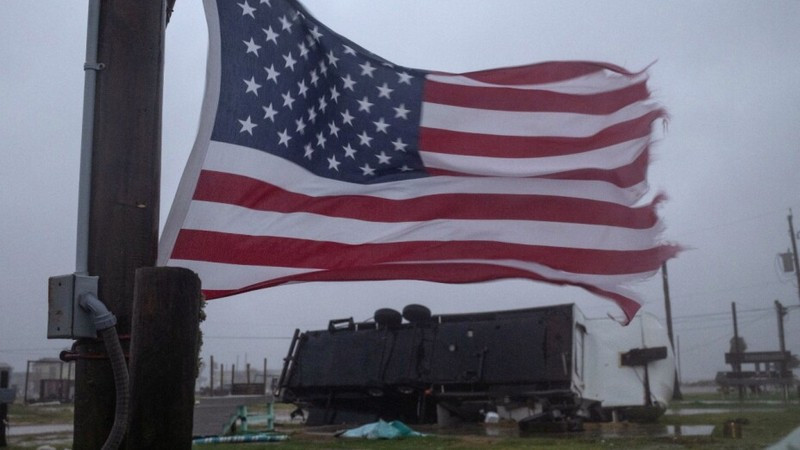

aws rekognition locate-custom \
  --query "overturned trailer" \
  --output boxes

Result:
[278,303,674,427]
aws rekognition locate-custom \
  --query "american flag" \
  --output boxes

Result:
[159,0,679,322]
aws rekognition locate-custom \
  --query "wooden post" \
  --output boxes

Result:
[209,355,214,397]
[67,362,73,402]
[0,368,8,447]
[73,1,165,448]
[59,362,64,400]
[263,358,268,393]
[23,361,30,404]
[126,267,201,449]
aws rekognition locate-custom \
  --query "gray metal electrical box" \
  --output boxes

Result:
[47,274,98,339]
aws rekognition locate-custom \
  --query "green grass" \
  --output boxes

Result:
[204,396,800,450]
[3,394,799,449]
[7,402,74,425]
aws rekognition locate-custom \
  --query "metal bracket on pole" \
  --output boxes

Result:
[84,62,106,71]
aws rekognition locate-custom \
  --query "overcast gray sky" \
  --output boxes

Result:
[1,1,799,383]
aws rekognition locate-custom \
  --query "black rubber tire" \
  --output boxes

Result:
[374,308,402,327]
[402,304,432,324]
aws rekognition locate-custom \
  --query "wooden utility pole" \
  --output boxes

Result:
[775,301,787,358]
[661,262,682,399]
[731,302,744,401]
[788,211,800,303]
[73,1,166,448]
[127,267,201,449]
[774,300,789,400]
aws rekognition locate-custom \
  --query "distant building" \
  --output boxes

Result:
[23,358,75,403]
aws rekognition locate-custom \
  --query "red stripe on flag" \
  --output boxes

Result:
[537,147,650,187]
[457,61,633,85]
[194,170,661,228]
[200,262,645,323]
[172,229,679,276]
[418,110,662,158]
[424,79,650,114]
[424,147,650,188]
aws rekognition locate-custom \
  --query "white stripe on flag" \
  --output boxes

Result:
[182,200,665,252]
[425,71,649,94]
[202,141,648,206]
[420,101,658,138]
[419,136,650,177]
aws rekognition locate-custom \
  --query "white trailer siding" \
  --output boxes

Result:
[578,311,675,408]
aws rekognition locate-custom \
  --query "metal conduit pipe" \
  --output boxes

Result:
[76,0,102,275]
[80,293,129,450]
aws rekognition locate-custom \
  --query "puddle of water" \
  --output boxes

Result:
[668,408,735,415]
[670,425,715,436]
[7,424,73,436]
[668,407,781,415]
[694,399,788,405]
[417,421,715,439]
[583,423,714,438]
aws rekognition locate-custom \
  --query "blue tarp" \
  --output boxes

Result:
[767,424,800,450]
[339,420,426,440]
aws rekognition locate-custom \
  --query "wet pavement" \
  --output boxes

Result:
[192,395,298,436]
[193,395,273,436]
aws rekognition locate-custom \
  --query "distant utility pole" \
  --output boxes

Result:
[788,211,800,304]
[774,300,789,401]
[210,355,215,397]
[731,302,744,401]
[661,262,682,399]
[676,335,682,385]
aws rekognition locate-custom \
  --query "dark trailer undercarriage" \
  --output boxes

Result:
[278,304,594,426]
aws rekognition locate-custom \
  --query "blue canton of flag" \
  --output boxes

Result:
[214,0,428,184]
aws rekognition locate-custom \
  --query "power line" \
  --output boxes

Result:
[677,311,771,355]
[669,204,800,240]
[672,306,773,322]
[670,280,790,302]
